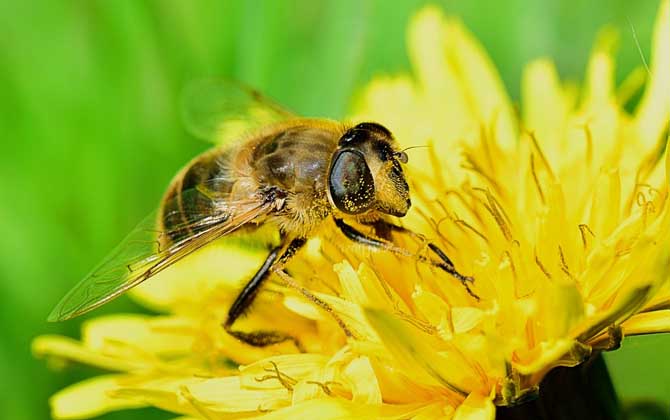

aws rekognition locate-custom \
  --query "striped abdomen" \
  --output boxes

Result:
[159,148,235,244]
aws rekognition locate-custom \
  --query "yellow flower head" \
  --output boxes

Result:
[35,1,670,419]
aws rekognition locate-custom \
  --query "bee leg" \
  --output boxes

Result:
[271,239,356,339]
[273,269,355,339]
[223,241,305,350]
[362,219,421,241]
[366,221,476,288]
[335,218,479,300]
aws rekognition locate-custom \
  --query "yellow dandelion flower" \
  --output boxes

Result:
[34,1,670,419]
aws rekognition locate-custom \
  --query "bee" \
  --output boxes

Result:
[49,80,476,347]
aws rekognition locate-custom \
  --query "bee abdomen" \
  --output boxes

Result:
[160,150,234,244]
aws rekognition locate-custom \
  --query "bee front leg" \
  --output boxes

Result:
[335,218,479,300]
[223,238,306,350]
[365,220,470,278]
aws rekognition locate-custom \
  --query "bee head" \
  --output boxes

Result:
[328,122,411,217]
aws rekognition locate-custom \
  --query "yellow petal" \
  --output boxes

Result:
[538,281,585,341]
[521,59,573,160]
[617,66,647,107]
[408,7,470,136]
[442,18,517,150]
[635,0,670,148]
[513,339,588,375]
[453,392,495,420]
[335,261,370,306]
[343,356,382,405]
[409,7,516,150]
[257,398,433,420]
[363,356,447,404]
[452,306,485,335]
[255,398,361,419]
[412,286,451,336]
[581,212,648,303]
[582,27,617,109]
[575,285,652,344]
[411,403,456,420]
[50,374,144,419]
[185,377,289,412]
[82,314,195,357]
[239,354,331,389]
[109,377,221,418]
[622,310,670,335]
[315,293,382,342]
[588,169,621,240]
[291,380,333,406]
[365,308,472,396]
[283,295,324,320]
[32,335,145,372]
[334,261,404,313]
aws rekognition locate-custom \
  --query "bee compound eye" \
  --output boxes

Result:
[328,150,375,214]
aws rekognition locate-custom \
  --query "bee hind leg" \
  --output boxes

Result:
[223,241,305,351]
[272,268,355,339]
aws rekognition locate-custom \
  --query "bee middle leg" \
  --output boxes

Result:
[223,238,306,349]
[335,218,478,300]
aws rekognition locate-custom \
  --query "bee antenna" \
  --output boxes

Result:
[400,145,429,153]
[394,145,428,164]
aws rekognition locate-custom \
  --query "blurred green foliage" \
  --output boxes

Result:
[0,1,666,419]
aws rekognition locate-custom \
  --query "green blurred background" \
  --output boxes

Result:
[0,1,666,419]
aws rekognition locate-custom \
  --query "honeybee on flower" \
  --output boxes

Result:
[35,1,670,419]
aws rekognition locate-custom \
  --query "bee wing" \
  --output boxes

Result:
[181,78,297,145]
[48,185,278,322]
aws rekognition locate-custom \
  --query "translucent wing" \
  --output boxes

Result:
[48,185,278,322]
[181,79,297,145]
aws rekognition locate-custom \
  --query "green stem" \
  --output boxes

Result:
[497,353,620,420]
